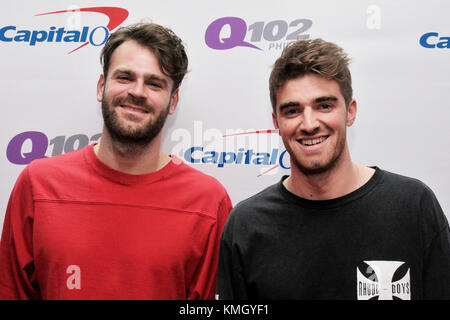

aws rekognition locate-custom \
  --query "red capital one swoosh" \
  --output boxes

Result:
[222,129,282,177]
[36,7,129,54]
[222,129,279,137]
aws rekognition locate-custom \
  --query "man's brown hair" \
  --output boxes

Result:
[269,38,352,111]
[100,23,188,92]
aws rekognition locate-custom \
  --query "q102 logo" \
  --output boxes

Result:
[205,17,312,51]
[6,131,101,165]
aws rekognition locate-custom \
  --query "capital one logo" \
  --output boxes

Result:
[170,121,290,177]
[0,7,129,54]
[419,32,450,49]
[357,260,411,300]
[205,17,312,51]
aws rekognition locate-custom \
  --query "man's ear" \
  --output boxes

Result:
[346,99,357,127]
[97,74,105,102]
[168,88,179,115]
[272,111,280,133]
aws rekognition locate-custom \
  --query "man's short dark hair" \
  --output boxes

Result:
[100,23,188,92]
[269,38,352,112]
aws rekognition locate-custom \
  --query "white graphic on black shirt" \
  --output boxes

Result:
[357,260,410,300]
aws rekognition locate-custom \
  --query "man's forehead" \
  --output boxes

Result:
[107,40,170,80]
[277,75,343,104]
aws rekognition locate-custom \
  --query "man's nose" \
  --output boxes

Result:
[128,79,147,99]
[300,107,320,134]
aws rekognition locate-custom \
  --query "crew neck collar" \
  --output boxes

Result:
[278,167,383,209]
[83,144,179,185]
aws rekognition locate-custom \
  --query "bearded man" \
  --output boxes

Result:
[0,23,232,300]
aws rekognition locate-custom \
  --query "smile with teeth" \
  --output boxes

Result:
[299,136,328,146]
[120,104,148,113]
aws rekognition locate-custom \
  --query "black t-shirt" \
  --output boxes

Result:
[217,168,450,300]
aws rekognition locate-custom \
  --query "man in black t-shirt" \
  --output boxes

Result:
[217,39,450,300]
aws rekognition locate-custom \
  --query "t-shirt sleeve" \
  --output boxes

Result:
[420,187,450,299]
[217,209,249,300]
[0,166,40,299]
[187,193,233,300]
[420,187,450,300]
[423,226,450,299]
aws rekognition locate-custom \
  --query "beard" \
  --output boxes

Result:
[101,93,170,151]
[289,131,347,176]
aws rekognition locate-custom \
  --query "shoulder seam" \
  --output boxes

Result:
[33,198,217,221]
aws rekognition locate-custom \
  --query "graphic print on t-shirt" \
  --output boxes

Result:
[356,260,411,300]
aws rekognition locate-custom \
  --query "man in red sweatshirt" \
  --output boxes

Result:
[0,23,232,300]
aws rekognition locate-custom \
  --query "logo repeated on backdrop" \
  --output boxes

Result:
[170,121,290,177]
[6,125,290,177]
[419,32,450,48]
[356,260,411,300]
[6,131,101,165]
[205,17,313,51]
[0,7,129,54]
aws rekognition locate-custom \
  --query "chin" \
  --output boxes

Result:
[294,158,337,175]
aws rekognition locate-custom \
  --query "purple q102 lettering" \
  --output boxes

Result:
[6,131,48,165]
[205,17,261,50]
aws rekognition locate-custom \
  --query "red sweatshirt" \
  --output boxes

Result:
[0,145,232,299]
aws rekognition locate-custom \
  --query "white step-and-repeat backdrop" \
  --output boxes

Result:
[1,0,449,229]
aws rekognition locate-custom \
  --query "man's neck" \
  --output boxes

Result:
[94,129,171,175]
[285,151,374,200]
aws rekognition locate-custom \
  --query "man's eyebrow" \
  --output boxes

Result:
[110,68,138,80]
[113,68,133,74]
[278,96,338,110]
[314,96,338,103]
[111,68,168,86]
[279,101,300,111]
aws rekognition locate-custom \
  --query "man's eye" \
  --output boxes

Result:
[319,104,332,110]
[285,108,299,115]
[117,76,130,81]
[149,82,162,88]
